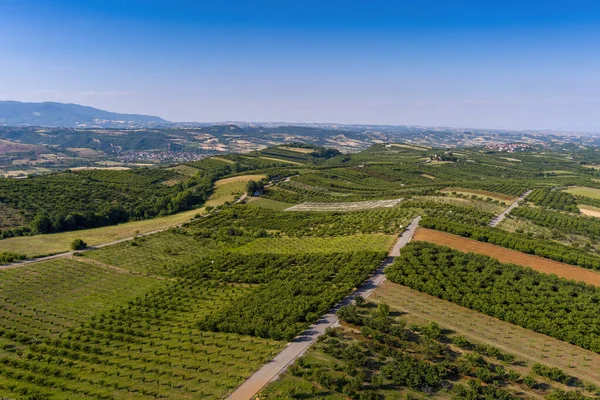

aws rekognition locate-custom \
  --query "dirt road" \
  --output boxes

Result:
[227,216,421,400]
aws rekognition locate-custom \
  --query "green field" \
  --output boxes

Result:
[0,258,283,399]
[7,142,600,399]
[205,174,266,206]
[0,258,163,353]
[247,197,294,211]
[565,186,600,200]
[0,207,203,258]
[261,299,599,399]
[232,234,394,255]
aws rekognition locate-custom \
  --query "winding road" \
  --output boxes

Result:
[227,216,422,400]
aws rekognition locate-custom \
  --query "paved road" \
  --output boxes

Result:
[227,216,422,400]
[489,189,532,227]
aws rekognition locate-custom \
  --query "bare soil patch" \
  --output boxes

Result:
[415,228,600,286]
[579,205,600,218]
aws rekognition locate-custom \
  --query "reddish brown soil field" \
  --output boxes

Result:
[414,228,600,287]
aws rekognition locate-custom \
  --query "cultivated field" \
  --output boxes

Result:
[285,198,403,212]
[246,197,294,211]
[0,208,202,258]
[579,204,600,218]
[414,228,600,286]
[232,234,394,255]
[373,281,600,386]
[206,175,266,206]
[565,186,600,200]
[440,187,516,203]
[83,231,203,276]
[278,146,316,154]
[0,273,283,399]
[214,174,267,186]
[0,258,163,354]
[168,164,202,176]
[411,195,505,214]
[0,202,25,229]
[257,156,305,165]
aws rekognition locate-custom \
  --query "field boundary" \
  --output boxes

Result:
[414,227,600,286]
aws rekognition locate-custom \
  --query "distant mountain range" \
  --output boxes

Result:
[0,101,169,128]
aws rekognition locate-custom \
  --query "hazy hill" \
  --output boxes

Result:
[0,101,169,128]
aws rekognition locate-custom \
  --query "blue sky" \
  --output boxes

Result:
[1,0,599,131]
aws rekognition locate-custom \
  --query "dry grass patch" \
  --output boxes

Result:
[579,204,600,218]
[565,186,600,200]
[414,228,600,286]
[214,174,267,186]
[278,146,316,154]
[373,281,600,386]
[420,173,436,180]
[0,208,204,258]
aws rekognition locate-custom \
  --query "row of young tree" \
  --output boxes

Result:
[196,251,386,341]
[526,188,579,212]
[420,217,600,271]
[386,242,600,353]
[512,206,600,239]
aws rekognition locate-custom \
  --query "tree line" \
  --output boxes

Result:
[386,241,600,353]
[420,216,600,271]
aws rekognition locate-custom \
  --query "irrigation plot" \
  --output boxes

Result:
[284,198,403,212]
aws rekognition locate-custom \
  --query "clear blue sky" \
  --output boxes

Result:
[1,0,599,131]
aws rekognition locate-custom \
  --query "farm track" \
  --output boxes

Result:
[373,281,600,386]
[489,189,532,227]
[414,228,600,286]
[227,216,421,400]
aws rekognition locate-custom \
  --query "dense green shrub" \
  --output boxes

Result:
[386,242,600,353]
[420,217,600,270]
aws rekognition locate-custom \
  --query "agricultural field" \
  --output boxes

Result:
[565,186,600,200]
[285,198,404,212]
[579,204,600,218]
[0,202,25,229]
[413,227,600,286]
[373,281,600,386]
[246,197,294,211]
[8,143,600,399]
[205,174,266,206]
[386,242,600,353]
[231,234,394,255]
[0,258,163,353]
[262,290,600,399]
[440,187,516,203]
[411,195,505,214]
[0,207,202,258]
